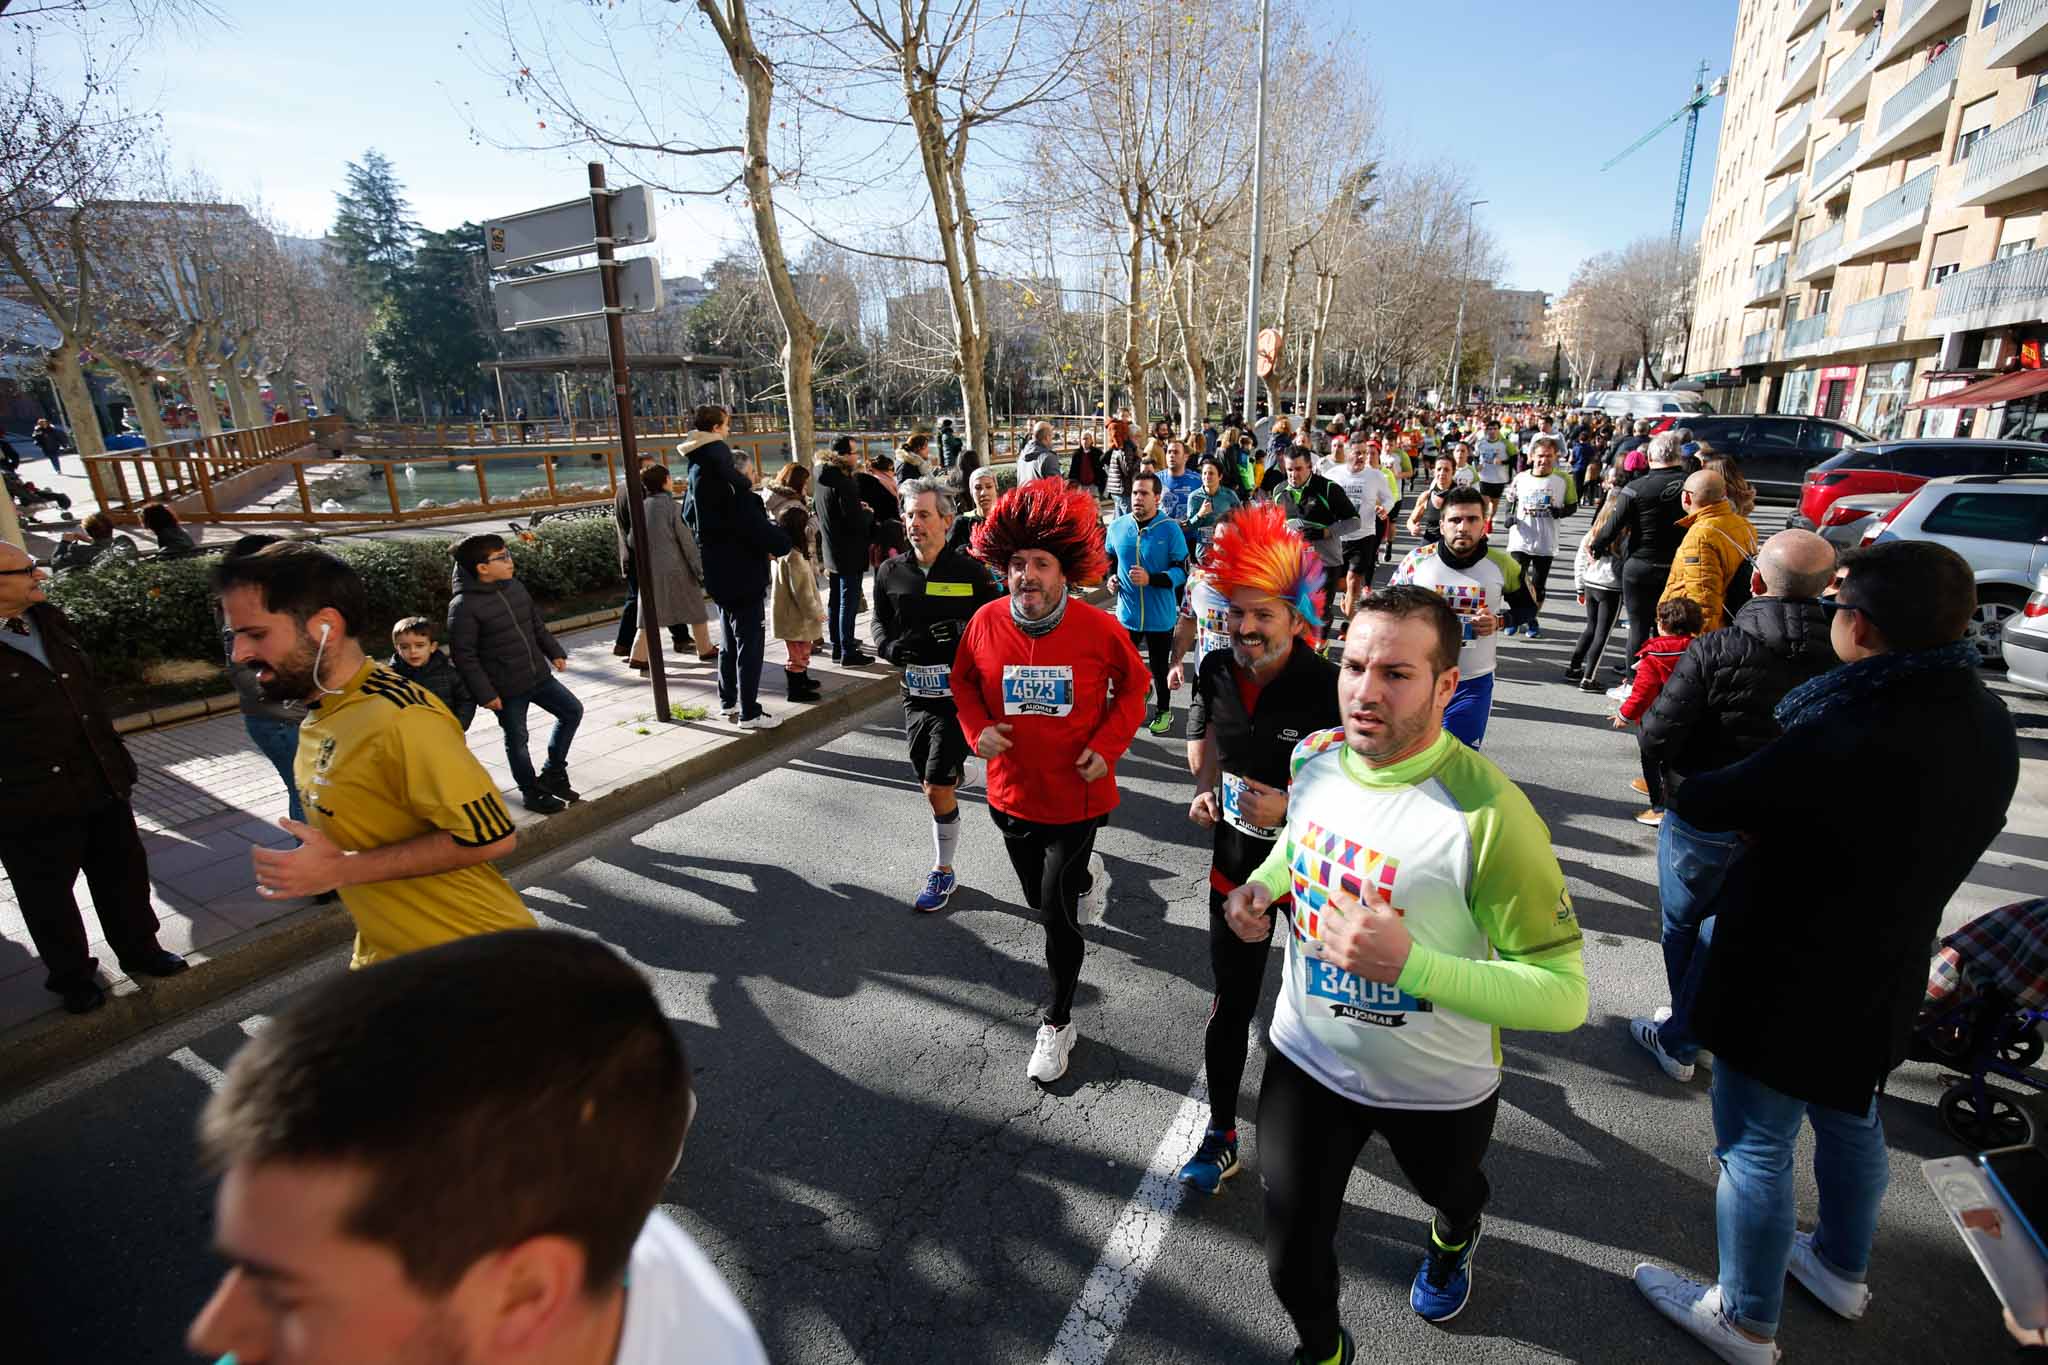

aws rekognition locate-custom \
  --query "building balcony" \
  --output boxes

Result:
[1839,0,1884,31]
[1778,26,1827,109]
[1768,104,1813,176]
[1985,0,2048,68]
[1746,254,1791,306]
[1844,165,1936,258]
[1958,100,2048,208]
[1878,0,1970,69]
[1818,27,1884,120]
[1783,312,1834,360]
[1832,289,1911,350]
[1741,329,1778,366]
[1791,220,1848,282]
[1860,38,1964,166]
[1932,243,2048,330]
[1792,0,1831,29]
[1809,125,1863,202]
[1757,178,1803,241]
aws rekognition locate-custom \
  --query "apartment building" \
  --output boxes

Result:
[1687,0,2048,443]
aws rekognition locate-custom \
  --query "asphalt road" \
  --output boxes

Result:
[4,518,2045,1364]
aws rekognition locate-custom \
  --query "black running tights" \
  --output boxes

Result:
[1205,885,1277,1132]
[1128,629,1173,712]
[991,810,1103,1027]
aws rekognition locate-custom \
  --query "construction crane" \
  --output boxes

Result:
[1601,61,1727,255]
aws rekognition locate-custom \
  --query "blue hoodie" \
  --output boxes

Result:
[1105,511,1189,634]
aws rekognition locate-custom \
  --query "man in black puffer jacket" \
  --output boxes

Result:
[1631,528,1839,1081]
[681,405,792,729]
[448,534,578,813]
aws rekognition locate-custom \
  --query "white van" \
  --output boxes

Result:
[1595,390,1716,422]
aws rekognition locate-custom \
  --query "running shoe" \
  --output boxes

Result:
[1027,1021,1076,1083]
[1077,852,1109,927]
[1788,1230,1871,1320]
[1286,1327,1355,1365]
[1146,708,1173,736]
[1629,1015,1695,1082]
[1606,682,1632,701]
[1177,1127,1241,1195]
[1633,1265,1781,1364]
[1524,622,1542,640]
[1410,1219,1482,1323]
[914,868,956,914]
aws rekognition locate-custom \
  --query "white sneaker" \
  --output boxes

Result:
[1633,1265,1781,1365]
[738,710,782,731]
[1788,1230,1870,1320]
[1605,682,1632,700]
[1076,852,1109,927]
[721,705,741,722]
[1630,1016,1696,1082]
[1028,1022,1076,1083]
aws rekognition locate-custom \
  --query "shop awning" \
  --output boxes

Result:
[1909,367,2048,409]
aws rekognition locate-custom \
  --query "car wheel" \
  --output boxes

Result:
[1968,589,2026,668]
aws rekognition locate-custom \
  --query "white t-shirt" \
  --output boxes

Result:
[1505,471,1571,558]
[1390,542,1509,678]
[1326,462,1396,540]
[614,1210,769,1365]
[1474,439,1511,484]
[1450,464,1478,489]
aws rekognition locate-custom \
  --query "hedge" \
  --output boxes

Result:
[48,517,625,681]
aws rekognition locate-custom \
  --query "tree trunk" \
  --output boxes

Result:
[102,357,172,446]
[224,364,260,429]
[180,327,226,436]
[46,346,107,457]
[1303,271,1337,431]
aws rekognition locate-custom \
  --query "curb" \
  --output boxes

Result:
[0,664,903,1099]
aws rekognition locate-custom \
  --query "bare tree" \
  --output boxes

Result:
[1577,235,1697,388]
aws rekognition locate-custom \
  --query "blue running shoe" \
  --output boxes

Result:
[1525,622,1543,640]
[1410,1219,1481,1323]
[1177,1127,1240,1195]
[914,869,957,913]
[1286,1326,1354,1365]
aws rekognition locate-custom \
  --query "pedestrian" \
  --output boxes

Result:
[1321,437,1398,620]
[897,430,932,480]
[1225,586,1585,1357]
[770,504,825,704]
[51,511,138,573]
[1105,469,1191,736]
[682,405,795,729]
[814,436,876,666]
[1499,436,1576,639]
[515,403,531,443]
[185,929,770,1365]
[614,452,699,664]
[1406,457,1457,546]
[1473,419,1512,508]
[950,479,1151,1083]
[859,449,907,563]
[1613,597,1702,827]
[1015,420,1064,487]
[447,532,583,812]
[216,544,535,966]
[763,461,813,557]
[1272,447,1361,631]
[1629,530,1838,1083]
[31,416,64,473]
[939,418,963,470]
[1588,430,1689,692]
[1660,469,1759,634]
[949,464,1000,559]
[1160,438,1204,523]
[1066,427,1102,494]
[1564,491,1627,691]
[139,502,199,559]
[388,616,475,731]
[1633,540,2020,1365]
[0,541,187,1014]
[628,464,716,670]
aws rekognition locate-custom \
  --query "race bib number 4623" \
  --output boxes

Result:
[1001,664,1075,717]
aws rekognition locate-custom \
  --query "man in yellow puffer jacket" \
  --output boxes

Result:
[1659,470,1759,633]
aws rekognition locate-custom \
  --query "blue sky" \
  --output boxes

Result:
[85,0,1736,296]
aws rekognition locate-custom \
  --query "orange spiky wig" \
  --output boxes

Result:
[1201,504,1324,647]
[971,479,1110,586]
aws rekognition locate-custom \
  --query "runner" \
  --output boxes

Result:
[1272,448,1359,633]
[1388,486,1533,750]
[1378,442,1407,563]
[873,478,1005,913]
[951,480,1151,1083]
[1106,470,1192,736]
[1174,506,1341,1196]
[1499,436,1576,640]
[1321,438,1398,621]
[1224,586,1586,1357]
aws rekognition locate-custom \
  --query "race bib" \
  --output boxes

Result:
[926,580,973,597]
[1303,955,1429,1027]
[1220,771,1280,839]
[904,663,951,698]
[1001,664,1074,716]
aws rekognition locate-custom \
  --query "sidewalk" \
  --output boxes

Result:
[0,610,904,1092]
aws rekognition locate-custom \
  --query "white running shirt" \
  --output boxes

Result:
[1474,439,1511,484]
[1505,472,1571,558]
[1389,542,1510,679]
[1326,462,1396,541]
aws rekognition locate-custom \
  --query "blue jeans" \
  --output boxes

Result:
[718,599,768,716]
[828,571,862,659]
[1441,671,1496,749]
[243,716,303,824]
[493,673,583,793]
[1655,809,1745,1063]
[1712,1061,1888,1338]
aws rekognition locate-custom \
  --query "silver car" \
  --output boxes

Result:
[2002,568,2048,694]
[1864,474,2048,664]
[1817,491,1910,550]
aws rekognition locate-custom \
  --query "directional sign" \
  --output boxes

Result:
[492,256,664,331]
[484,185,656,270]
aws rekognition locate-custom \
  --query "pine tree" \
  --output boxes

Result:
[329,150,419,304]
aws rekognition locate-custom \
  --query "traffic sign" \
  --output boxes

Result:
[484,185,656,270]
[491,256,664,330]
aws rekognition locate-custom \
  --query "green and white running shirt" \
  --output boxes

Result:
[1250,728,1586,1111]
[1389,543,1523,679]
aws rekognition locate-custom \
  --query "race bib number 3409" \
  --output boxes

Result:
[1001,664,1075,717]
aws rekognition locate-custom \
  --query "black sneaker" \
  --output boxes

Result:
[118,949,188,978]
[1287,1327,1355,1365]
[840,649,875,667]
[520,787,567,814]
[540,768,582,803]
[1578,675,1605,694]
[1563,664,1584,684]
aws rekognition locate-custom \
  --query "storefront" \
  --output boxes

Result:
[1854,360,1914,439]
[1816,365,1858,420]
[1777,367,1817,416]
[1905,364,2048,439]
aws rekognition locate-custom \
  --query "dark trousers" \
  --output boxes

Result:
[616,564,691,655]
[1638,731,1667,810]
[1259,1049,1498,1357]
[1320,562,1348,624]
[1127,629,1173,713]
[494,674,583,793]
[1621,557,1671,673]
[1570,585,1622,677]
[1509,551,1554,623]
[1205,884,1278,1131]
[990,809,1103,1027]
[0,795,160,989]
[828,571,862,659]
[718,598,769,716]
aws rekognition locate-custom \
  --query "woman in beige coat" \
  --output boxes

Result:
[630,464,716,670]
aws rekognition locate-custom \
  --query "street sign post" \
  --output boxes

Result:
[491,256,663,331]
[484,185,655,271]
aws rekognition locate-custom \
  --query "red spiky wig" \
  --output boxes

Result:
[1201,504,1324,647]
[971,479,1110,586]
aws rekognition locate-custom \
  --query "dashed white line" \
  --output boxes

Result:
[167,1047,227,1092]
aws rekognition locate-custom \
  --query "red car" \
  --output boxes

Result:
[1795,438,2048,529]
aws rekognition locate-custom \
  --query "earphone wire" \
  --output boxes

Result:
[312,623,345,697]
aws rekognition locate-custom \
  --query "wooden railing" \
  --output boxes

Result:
[83,417,343,520]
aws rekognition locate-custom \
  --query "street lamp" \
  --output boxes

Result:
[1239,0,1272,425]
[1447,198,1487,406]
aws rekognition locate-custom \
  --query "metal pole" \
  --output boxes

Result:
[592,162,670,719]
[1448,199,1485,408]
[1240,0,1271,425]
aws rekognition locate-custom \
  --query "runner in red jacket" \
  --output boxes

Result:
[952,479,1150,1084]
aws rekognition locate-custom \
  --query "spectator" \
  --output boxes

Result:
[1589,430,1690,689]
[763,461,812,556]
[939,417,963,470]
[31,417,64,472]
[897,430,932,480]
[1103,417,1141,514]
[1634,539,2021,1365]
[216,544,534,966]
[1564,491,1627,691]
[859,448,907,561]
[0,540,186,1014]
[1609,419,1650,483]
[51,511,137,573]
[614,451,694,663]
[682,405,794,730]
[388,616,476,731]
[1015,420,1063,487]
[448,532,582,814]
[1661,469,1758,635]
[1633,530,1838,1083]
[216,534,310,832]
[1066,427,1102,494]
[949,465,1001,559]
[1614,597,1703,827]
[628,464,715,671]
[139,502,199,559]
[186,929,769,1365]
[814,436,875,666]
[1703,451,1758,517]
[770,504,825,703]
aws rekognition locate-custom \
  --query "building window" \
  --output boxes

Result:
[1856,360,1914,440]
[1956,96,1998,162]
[1986,2,2004,27]
[2000,239,2037,259]
[1956,124,1993,161]
[1929,262,1961,285]
[2034,73,2048,109]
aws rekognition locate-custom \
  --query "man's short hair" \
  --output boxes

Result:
[198,930,689,1295]
[691,403,728,432]
[1356,585,1461,675]
[1132,469,1164,494]
[452,532,506,574]
[1648,431,1683,464]
[1838,540,1977,651]
[1634,419,1652,435]
[900,476,954,518]
[1529,435,1560,455]
[1440,485,1487,514]
[213,543,367,638]
[831,435,855,457]
[391,616,434,643]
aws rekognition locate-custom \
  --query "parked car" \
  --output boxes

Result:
[1682,413,1871,505]
[1817,490,1911,549]
[1796,438,2048,530]
[1861,473,2048,665]
[1589,389,1716,424]
[2001,567,2048,695]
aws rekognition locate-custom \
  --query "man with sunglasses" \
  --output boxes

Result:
[0,540,186,1013]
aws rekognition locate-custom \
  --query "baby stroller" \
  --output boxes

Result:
[1911,897,2048,1150]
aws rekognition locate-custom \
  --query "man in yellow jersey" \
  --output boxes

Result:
[216,545,533,967]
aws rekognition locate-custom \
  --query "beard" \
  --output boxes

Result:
[1343,697,1435,764]
[1230,628,1288,672]
[255,631,322,703]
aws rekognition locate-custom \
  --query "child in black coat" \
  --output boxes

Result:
[389,616,477,730]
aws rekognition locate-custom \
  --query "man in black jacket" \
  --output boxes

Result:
[682,406,792,730]
[814,437,875,667]
[0,540,185,1013]
[1634,540,2020,1365]
[872,478,1003,913]
[1588,430,1688,688]
[1627,529,1838,1084]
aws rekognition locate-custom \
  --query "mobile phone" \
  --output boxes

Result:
[1981,1146,2048,1262]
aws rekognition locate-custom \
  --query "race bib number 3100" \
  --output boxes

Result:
[1001,664,1075,717]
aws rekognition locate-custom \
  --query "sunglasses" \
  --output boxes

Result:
[1818,597,1867,622]
[0,565,42,576]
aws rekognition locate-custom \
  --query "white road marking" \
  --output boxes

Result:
[167,1047,227,1092]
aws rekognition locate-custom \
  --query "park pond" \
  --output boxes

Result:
[290,452,619,516]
